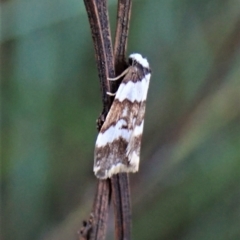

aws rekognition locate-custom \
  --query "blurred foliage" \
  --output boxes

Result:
[1,0,240,240]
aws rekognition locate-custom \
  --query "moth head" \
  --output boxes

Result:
[129,53,149,69]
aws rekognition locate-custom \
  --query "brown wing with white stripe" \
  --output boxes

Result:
[94,54,151,179]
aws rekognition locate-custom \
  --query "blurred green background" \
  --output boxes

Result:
[1,0,240,240]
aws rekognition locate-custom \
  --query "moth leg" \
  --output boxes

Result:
[106,91,116,96]
[108,67,130,81]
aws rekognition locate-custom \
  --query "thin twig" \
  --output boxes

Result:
[82,0,114,239]
[111,174,131,240]
[111,1,133,239]
[114,0,132,75]
[83,0,114,119]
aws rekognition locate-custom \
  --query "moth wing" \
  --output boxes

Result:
[126,102,145,171]
[94,70,151,179]
[126,72,150,171]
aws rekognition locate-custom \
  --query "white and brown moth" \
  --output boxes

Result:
[94,53,151,179]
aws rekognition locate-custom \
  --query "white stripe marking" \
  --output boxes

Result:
[94,160,139,179]
[96,119,130,147]
[133,121,144,136]
[116,73,150,102]
[96,120,144,148]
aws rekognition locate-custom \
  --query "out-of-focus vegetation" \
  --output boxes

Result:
[1,0,240,240]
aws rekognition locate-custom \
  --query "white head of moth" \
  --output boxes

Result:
[94,53,151,179]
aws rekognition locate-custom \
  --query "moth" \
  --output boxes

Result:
[94,53,151,179]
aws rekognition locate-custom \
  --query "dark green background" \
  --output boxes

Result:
[2,0,240,239]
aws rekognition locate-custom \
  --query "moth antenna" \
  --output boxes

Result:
[108,67,130,81]
[106,91,116,96]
